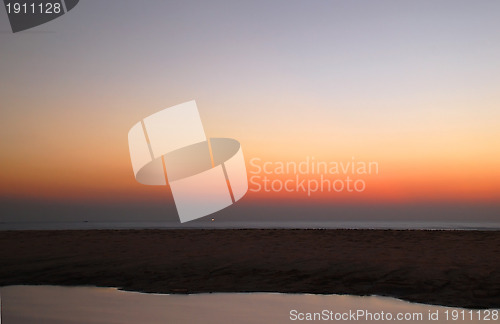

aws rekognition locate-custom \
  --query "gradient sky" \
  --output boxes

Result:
[1,0,499,224]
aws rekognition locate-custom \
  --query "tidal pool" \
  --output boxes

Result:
[1,285,497,323]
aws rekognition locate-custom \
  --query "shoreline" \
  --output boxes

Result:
[1,229,499,309]
[2,223,500,231]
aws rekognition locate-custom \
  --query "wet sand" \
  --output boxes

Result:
[0,229,499,308]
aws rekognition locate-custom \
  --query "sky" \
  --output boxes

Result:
[0,0,499,225]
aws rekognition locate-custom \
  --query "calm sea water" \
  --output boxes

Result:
[1,286,497,324]
[1,220,500,230]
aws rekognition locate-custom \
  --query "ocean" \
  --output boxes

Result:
[1,220,499,231]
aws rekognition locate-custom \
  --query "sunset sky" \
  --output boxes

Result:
[1,1,499,224]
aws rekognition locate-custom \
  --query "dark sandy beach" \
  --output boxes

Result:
[0,229,499,308]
